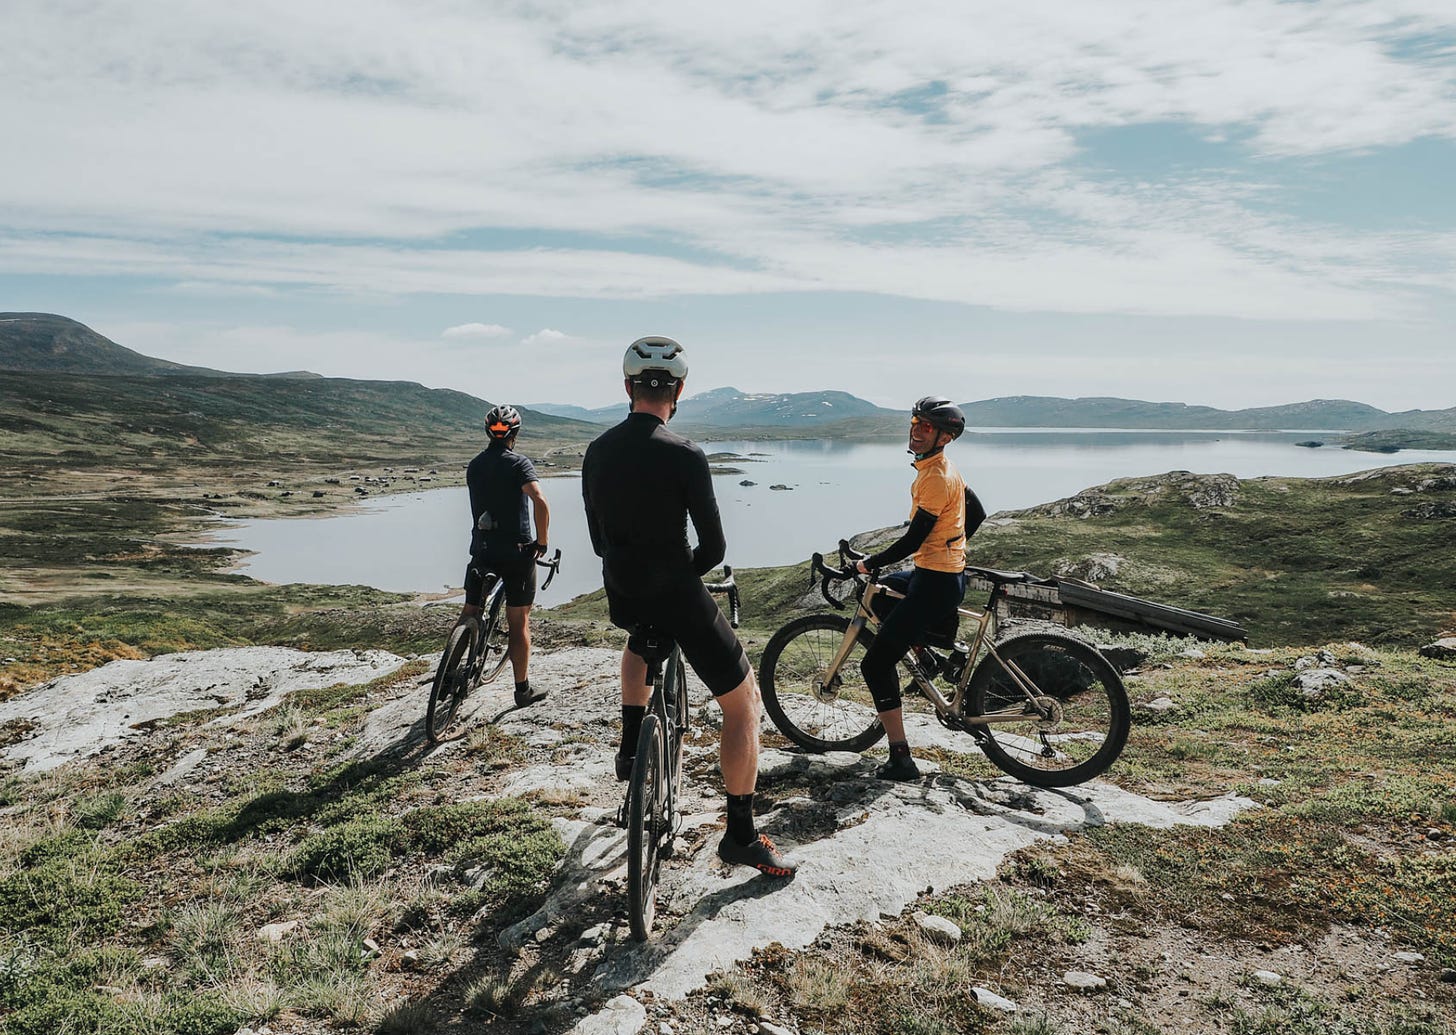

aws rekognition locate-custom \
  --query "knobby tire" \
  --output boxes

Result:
[427,621,473,744]
[627,713,665,942]
[967,633,1129,787]
[760,613,886,753]
[479,589,511,685]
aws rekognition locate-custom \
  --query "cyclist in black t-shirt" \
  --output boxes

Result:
[463,404,551,707]
[582,337,794,877]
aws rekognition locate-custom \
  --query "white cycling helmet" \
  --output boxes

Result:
[623,336,688,383]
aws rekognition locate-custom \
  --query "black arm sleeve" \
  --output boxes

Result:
[685,448,727,575]
[866,508,937,569]
[965,487,987,539]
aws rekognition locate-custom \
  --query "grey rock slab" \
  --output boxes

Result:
[971,987,1017,1012]
[1419,637,1456,660]
[0,647,405,771]
[914,912,962,945]
[1293,668,1352,699]
[592,763,1255,1000]
[571,994,646,1035]
[149,747,210,789]
[355,645,622,758]
[1064,970,1107,991]
[1251,969,1283,987]
[501,818,623,950]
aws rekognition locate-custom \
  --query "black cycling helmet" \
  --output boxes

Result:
[911,395,966,439]
[485,404,522,441]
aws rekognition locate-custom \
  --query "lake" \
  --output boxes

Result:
[203,430,1456,606]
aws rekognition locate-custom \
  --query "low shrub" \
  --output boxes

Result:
[290,816,402,882]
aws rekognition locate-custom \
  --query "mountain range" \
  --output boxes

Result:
[5,313,1452,434]
[530,386,901,427]
[0,314,599,469]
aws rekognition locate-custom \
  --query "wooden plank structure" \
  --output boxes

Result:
[967,574,1246,642]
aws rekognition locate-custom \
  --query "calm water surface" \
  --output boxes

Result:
[204,430,1456,606]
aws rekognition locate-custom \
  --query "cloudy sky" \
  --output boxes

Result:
[4,1,1454,411]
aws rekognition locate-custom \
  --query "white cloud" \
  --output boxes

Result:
[2,0,1454,335]
[520,329,575,347]
[442,322,512,339]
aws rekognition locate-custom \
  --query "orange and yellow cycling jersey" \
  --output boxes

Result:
[909,451,966,573]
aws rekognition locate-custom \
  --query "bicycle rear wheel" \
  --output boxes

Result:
[967,633,1129,787]
[760,613,885,753]
[478,589,511,685]
[627,713,666,941]
[427,622,473,744]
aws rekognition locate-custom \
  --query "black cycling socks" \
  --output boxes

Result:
[621,705,646,754]
[515,680,530,697]
[890,740,912,760]
[726,793,756,846]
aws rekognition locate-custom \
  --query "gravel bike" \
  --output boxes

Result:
[623,566,740,941]
[759,541,1128,787]
[426,548,562,745]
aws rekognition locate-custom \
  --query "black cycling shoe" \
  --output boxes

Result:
[717,834,796,877]
[513,682,547,707]
[614,752,634,781]
[876,754,922,782]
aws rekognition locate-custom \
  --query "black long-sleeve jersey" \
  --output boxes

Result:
[581,412,727,597]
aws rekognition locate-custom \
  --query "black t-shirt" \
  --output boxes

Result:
[581,412,726,597]
[466,442,538,552]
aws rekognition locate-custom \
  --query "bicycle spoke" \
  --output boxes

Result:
[760,614,885,753]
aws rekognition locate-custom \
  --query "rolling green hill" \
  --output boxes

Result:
[0,313,228,376]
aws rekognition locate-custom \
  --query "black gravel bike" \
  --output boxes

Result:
[759,541,1129,788]
[426,549,561,744]
[624,566,740,941]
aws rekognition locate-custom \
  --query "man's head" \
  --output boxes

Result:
[909,395,965,459]
[485,403,522,446]
[622,336,688,414]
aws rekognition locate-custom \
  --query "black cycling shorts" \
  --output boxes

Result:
[464,544,537,608]
[607,579,750,697]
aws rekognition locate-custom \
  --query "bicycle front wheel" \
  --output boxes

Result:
[627,713,666,942]
[427,622,473,744]
[967,633,1129,787]
[760,613,885,753]
[478,590,511,685]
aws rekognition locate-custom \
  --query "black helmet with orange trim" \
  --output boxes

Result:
[485,404,522,441]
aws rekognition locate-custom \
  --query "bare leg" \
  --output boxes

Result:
[715,671,762,796]
[620,647,651,708]
[507,604,531,683]
[878,706,907,745]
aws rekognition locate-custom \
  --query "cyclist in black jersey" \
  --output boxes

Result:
[582,337,795,878]
[463,404,551,707]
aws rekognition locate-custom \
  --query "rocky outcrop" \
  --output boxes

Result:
[1032,471,1240,520]
[0,647,406,771]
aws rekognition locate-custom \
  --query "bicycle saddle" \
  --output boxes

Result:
[964,565,1038,586]
[627,625,675,664]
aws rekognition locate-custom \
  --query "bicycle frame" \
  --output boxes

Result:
[815,555,1056,728]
